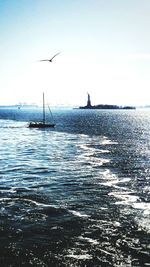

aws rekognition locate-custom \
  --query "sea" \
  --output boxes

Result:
[0,107,149,267]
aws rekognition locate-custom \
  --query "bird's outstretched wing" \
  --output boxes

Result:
[50,52,61,61]
[39,59,49,61]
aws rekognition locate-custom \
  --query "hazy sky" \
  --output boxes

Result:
[0,0,150,106]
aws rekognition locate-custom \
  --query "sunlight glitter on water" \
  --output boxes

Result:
[0,110,149,266]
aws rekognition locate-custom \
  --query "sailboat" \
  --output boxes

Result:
[28,93,55,128]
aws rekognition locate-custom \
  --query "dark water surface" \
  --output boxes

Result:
[0,108,149,266]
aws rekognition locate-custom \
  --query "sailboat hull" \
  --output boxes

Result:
[29,122,55,128]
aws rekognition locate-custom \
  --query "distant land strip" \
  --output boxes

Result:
[79,104,136,110]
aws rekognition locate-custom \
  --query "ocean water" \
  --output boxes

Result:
[0,107,149,267]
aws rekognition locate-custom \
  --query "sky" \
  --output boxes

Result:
[0,0,150,107]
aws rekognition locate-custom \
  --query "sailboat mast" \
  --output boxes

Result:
[43,92,45,124]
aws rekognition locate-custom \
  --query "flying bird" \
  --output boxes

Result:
[39,52,61,62]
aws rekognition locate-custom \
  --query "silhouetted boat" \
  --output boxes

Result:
[29,93,55,128]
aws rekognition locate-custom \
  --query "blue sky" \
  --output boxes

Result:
[0,0,150,106]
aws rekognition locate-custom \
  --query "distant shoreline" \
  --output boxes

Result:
[79,104,136,110]
[0,105,38,109]
[78,93,136,110]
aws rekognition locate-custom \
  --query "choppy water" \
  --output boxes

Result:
[0,107,149,266]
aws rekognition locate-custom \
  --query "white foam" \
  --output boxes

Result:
[78,236,99,245]
[66,248,92,260]
[135,216,150,233]
[113,221,121,227]
[0,197,12,201]
[101,138,118,145]
[0,188,16,193]
[133,202,150,213]
[69,210,90,218]
[109,192,140,204]
[99,169,119,186]
[118,178,131,183]
[66,254,92,260]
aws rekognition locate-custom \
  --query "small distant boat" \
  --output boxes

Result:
[29,93,55,128]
